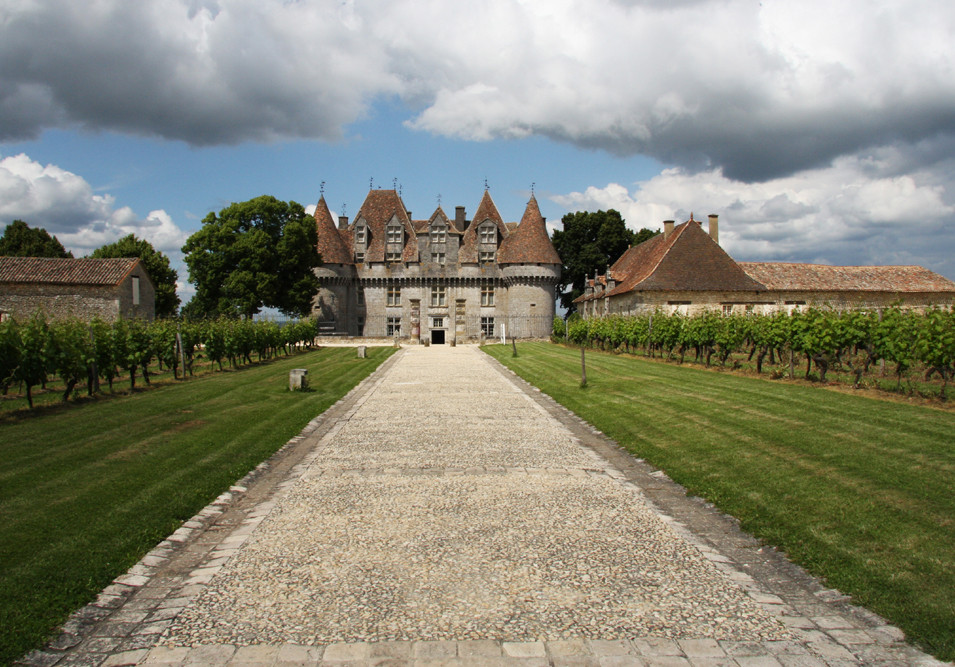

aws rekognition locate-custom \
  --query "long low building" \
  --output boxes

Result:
[576,215,955,316]
[0,256,156,321]
[312,187,562,341]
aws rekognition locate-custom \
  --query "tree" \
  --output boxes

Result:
[182,196,321,319]
[550,210,658,312]
[0,220,73,258]
[90,234,180,318]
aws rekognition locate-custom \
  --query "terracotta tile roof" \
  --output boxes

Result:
[313,196,353,264]
[0,257,142,286]
[460,190,508,263]
[739,262,955,293]
[582,218,764,301]
[498,196,561,265]
[353,190,418,263]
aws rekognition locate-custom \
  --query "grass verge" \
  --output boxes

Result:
[0,346,394,666]
[484,342,955,662]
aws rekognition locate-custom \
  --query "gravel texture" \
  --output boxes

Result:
[162,346,790,647]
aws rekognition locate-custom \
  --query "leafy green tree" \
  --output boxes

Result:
[0,220,73,258]
[91,234,180,318]
[182,196,321,319]
[551,210,658,312]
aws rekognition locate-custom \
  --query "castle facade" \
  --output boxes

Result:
[312,188,561,342]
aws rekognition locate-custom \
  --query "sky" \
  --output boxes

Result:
[2,0,955,304]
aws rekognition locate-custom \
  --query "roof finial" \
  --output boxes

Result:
[531,181,535,197]
[393,177,398,191]
[369,177,374,190]
[484,178,489,191]
[690,212,695,222]
[320,180,325,196]
[437,193,442,208]
[341,203,347,218]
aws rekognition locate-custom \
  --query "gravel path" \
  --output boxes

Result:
[26,345,949,666]
[164,346,785,645]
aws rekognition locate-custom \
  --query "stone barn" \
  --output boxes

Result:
[0,256,156,321]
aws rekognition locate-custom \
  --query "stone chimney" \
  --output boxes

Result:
[338,216,349,230]
[663,220,675,239]
[455,206,466,230]
[708,214,719,244]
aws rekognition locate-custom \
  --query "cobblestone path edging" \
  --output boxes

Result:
[17,346,950,667]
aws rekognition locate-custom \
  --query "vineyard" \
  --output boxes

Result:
[0,315,319,409]
[555,306,955,399]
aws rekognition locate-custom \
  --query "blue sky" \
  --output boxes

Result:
[2,0,955,303]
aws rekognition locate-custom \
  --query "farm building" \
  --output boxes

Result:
[575,215,955,317]
[0,256,156,322]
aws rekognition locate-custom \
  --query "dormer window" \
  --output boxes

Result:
[479,250,495,263]
[355,226,367,245]
[386,251,402,262]
[431,224,447,243]
[386,223,403,244]
[479,224,496,244]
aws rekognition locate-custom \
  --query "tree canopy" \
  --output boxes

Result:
[182,196,321,319]
[0,220,73,258]
[90,234,180,318]
[551,210,658,312]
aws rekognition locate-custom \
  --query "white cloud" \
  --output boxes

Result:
[0,151,190,261]
[1,0,953,181]
[552,147,955,279]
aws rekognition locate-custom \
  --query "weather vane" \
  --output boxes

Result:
[437,193,442,207]
[531,182,535,196]
[320,180,325,196]
[369,177,374,190]
[484,178,489,191]
[341,203,347,218]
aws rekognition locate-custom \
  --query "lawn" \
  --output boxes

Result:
[0,346,394,666]
[484,342,955,662]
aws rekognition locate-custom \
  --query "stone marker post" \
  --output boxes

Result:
[289,368,309,391]
[357,345,367,358]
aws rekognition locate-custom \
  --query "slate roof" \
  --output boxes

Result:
[0,257,142,286]
[739,262,955,293]
[312,196,353,264]
[576,218,764,302]
[498,196,562,265]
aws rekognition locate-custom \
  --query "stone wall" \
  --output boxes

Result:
[0,278,155,322]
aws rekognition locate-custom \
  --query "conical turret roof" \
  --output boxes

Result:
[498,196,561,265]
[313,196,352,264]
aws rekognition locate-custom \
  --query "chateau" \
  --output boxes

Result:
[311,188,561,342]
[576,214,955,317]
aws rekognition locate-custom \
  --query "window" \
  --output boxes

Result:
[132,276,140,305]
[431,286,447,307]
[386,251,402,263]
[431,316,444,328]
[481,285,494,306]
[479,250,495,263]
[355,251,365,262]
[387,224,403,244]
[387,286,401,307]
[722,304,734,316]
[479,225,496,244]
[431,225,446,243]
[481,317,495,337]
[355,226,367,244]
[386,317,401,337]
[433,251,446,265]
